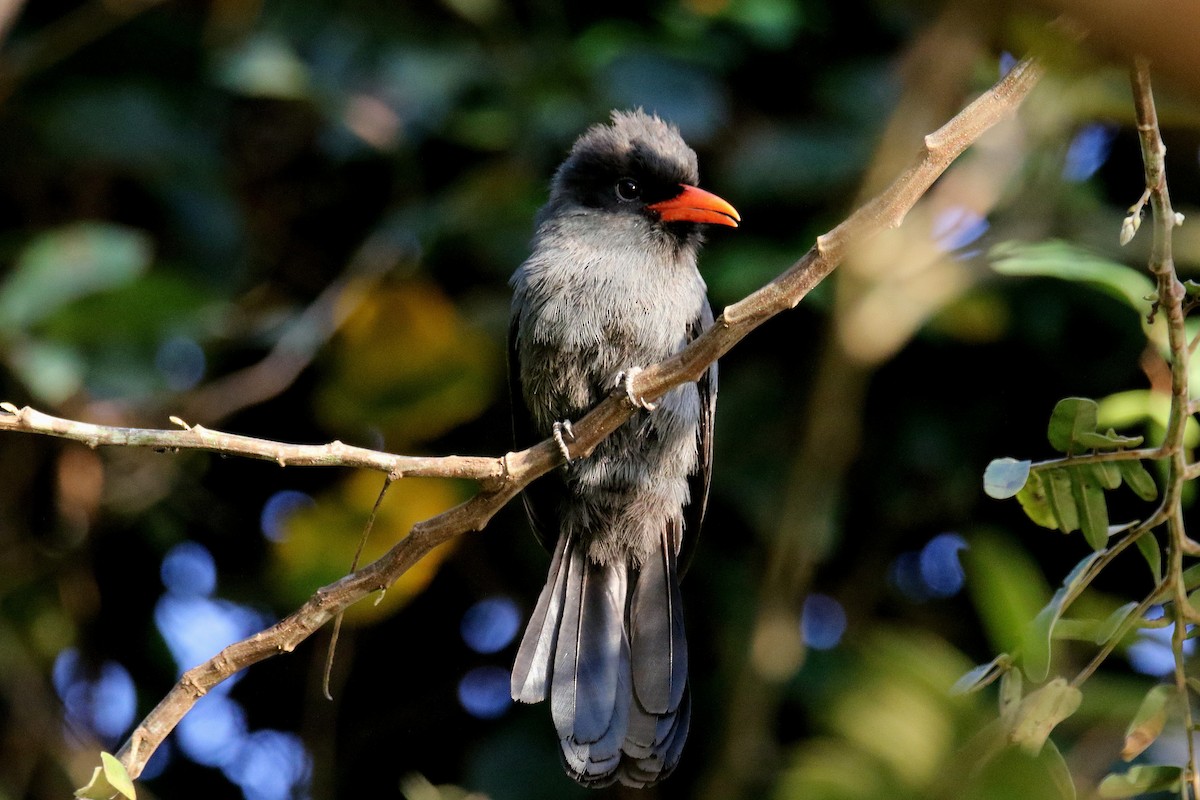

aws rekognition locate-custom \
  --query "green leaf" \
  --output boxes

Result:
[1088,461,1122,491]
[75,752,136,799]
[999,665,1023,724]
[1135,533,1162,584]
[1008,678,1082,755]
[990,240,1156,319]
[0,222,153,333]
[1092,601,1138,645]
[1022,588,1068,682]
[1048,398,1100,454]
[1054,602,1138,644]
[1098,765,1181,798]
[1118,460,1158,501]
[1184,563,1200,590]
[1021,552,1104,682]
[1046,398,1143,454]
[1070,467,1109,550]
[1121,685,1176,761]
[951,653,1011,695]
[1044,468,1079,534]
[985,458,1032,499]
[1017,471,1059,529]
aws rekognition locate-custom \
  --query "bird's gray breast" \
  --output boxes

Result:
[512,215,706,429]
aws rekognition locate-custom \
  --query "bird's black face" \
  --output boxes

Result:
[547,122,740,244]
[558,140,698,223]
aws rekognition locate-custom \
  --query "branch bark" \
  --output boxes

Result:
[0,56,1044,781]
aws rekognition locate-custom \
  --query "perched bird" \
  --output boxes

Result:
[508,109,739,787]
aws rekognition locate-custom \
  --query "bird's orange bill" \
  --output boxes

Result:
[648,184,741,227]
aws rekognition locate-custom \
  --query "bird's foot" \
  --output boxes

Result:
[615,367,657,411]
[553,420,576,464]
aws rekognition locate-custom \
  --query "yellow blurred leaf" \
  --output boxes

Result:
[318,281,500,446]
[271,471,469,625]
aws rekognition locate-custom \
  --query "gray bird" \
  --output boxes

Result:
[508,109,739,788]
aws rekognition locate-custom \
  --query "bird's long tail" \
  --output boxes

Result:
[511,526,690,788]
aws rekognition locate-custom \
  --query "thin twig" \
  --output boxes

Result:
[1129,57,1198,797]
[0,56,1044,781]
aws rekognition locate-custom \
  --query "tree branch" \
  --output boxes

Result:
[0,56,1044,781]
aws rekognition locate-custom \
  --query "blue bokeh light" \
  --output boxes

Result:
[155,594,272,681]
[801,594,847,651]
[461,596,522,654]
[1000,52,1017,78]
[1062,123,1117,182]
[153,534,312,798]
[1127,612,1194,677]
[259,490,315,542]
[140,739,172,781]
[176,693,247,768]
[918,533,968,598]
[161,541,217,597]
[223,729,312,800]
[932,206,989,255]
[155,335,206,391]
[458,666,513,719]
[890,533,970,602]
[52,648,137,743]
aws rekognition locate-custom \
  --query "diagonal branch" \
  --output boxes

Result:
[0,57,1044,781]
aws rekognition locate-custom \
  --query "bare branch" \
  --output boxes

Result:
[0,56,1044,781]
[1129,58,1200,796]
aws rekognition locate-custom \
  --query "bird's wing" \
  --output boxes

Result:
[508,310,561,553]
[678,300,716,576]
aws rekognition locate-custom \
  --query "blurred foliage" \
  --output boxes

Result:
[3,1,1200,800]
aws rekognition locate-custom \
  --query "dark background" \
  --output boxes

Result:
[1,1,1197,799]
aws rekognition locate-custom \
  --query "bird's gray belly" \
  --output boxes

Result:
[520,326,700,566]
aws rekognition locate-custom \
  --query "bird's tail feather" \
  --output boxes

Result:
[511,526,690,787]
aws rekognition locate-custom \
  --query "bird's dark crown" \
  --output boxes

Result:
[548,110,702,229]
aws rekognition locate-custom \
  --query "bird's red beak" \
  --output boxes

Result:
[647,184,741,228]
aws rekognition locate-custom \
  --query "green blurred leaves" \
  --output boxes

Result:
[1008,678,1082,756]
[0,222,153,334]
[1097,765,1181,798]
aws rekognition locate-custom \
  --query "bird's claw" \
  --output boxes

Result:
[553,420,576,464]
[615,367,657,411]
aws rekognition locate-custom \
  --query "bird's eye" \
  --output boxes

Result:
[615,178,641,201]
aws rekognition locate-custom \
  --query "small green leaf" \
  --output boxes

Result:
[999,667,1023,723]
[1008,678,1082,755]
[1092,602,1138,645]
[1121,685,1176,761]
[75,752,136,799]
[1017,471,1058,529]
[1118,460,1158,501]
[1088,461,1122,491]
[1075,429,1144,450]
[1046,398,1143,454]
[1098,765,1181,798]
[1184,562,1200,590]
[1063,550,1106,592]
[1048,398,1100,454]
[1135,533,1162,584]
[985,458,1032,499]
[952,654,1011,695]
[1071,467,1109,550]
[1022,588,1069,682]
[1044,468,1079,533]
